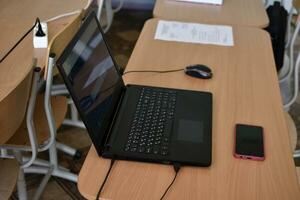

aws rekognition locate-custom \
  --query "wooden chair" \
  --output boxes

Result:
[0,65,32,145]
[0,62,74,200]
[0,11,86,199]
[0,67,30,199]
[5,10,86,185]
[0,65,55,200]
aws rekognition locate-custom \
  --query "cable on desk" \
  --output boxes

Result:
[96,159,115,200]
[0,0,93,63]
[0,18,43,63]
[122,68,185,75]
[160,163,181,200]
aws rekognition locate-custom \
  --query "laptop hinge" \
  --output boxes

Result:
[102,86,126,151]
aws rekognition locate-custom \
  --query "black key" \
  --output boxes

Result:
[161,150,168,156]
[163,137,169,143]
[130,147,137,152]
[153,146,160,154]
[146,147,152,154]
[161,146,168,151]
[164,120,173,139]
[148,142,153,146]
[124,146,130,152]
[133,140,139,144]
[154,140,161,145]
[140,142,146,146]
[138,146,145,153]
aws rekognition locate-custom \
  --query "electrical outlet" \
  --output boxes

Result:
[33,22,48,48]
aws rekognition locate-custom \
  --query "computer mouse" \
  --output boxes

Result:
[184,64,213,79]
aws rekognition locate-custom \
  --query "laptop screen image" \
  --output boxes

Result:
[57,15,124,151]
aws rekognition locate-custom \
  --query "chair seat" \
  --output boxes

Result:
[6,94,68,147]
[0,158,18,199]
[284,112,298,151]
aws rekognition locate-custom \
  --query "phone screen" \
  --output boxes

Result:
[235,124,264,159]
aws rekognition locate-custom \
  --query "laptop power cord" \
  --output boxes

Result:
[160,163,181,200]
[96,159,115,200]
[95,160,181,200]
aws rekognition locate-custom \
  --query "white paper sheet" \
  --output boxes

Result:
[173,0,223,5]
[155,20,234,46]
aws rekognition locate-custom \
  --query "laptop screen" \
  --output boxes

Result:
[57,13,124,152]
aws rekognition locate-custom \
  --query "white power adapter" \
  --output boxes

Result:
[33,22,48,48]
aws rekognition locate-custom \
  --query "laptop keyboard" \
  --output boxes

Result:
[124,88,177,156]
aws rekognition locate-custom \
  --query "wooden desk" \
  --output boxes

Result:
[78,18,300,199]
[153,0,269,28]
[0,0,87,144]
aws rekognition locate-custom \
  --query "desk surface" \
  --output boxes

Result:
[0,0,88,102]
[78,19,300,200]
[153,0,269,28]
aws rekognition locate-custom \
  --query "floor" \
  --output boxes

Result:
[11,9,300,200]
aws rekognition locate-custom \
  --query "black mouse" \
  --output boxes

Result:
[184,64,213,79]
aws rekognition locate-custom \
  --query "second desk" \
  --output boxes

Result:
[153,0,269,28]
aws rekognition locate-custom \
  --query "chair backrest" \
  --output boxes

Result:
[1,12,85,148]
[0,66,33,144]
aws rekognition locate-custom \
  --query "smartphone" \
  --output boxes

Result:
[234,124,265,161]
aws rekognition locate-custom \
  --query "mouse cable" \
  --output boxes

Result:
[96,159,115,200]
[44,0,92,23]
[160,163,181,200]
[123,68,185,75]
[0,18,43,63]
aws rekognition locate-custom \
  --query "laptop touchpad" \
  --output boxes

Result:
[177,119,203,143]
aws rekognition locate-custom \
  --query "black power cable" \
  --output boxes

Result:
[160,163,181,200]
[94,160,180,200]
[122,68,184,75]
[95,159,115,200]
[0,18,43,63]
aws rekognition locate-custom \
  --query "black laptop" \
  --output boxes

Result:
[56,13,213,166]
